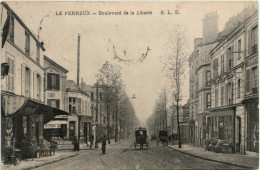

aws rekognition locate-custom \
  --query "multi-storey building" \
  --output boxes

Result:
[188,12,219,146]
[210,11,257,154]
[243,12,258,154]
[65,80,92,146]
[1,2,69,161]
[81,82,107,144]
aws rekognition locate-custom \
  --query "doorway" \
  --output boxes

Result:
[69,121,76,139]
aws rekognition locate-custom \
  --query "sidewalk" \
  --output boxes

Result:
[167,144,259,169]
[2,150,79,170]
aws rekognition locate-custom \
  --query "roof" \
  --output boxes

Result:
[66,80,90,97]
[44,55,69,73]
[2,2,45,51]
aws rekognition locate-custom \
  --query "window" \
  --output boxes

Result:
[37,74,41,100]
[69,97,77,114]
[213,59,218,77]
[25,31,30,55]
[36,44,40,63]
[238,39,241,59]
[206,93,211,109]
[215,89,218,107]
[221,86,224,106]
[9,15,14,43]
[251,67,258,93]
[237,79,241,98]
[91,92,94,100]
[227,82,233,105]
[221,55,225,74]
[47,73,60,90]
[251,26,258,54]
[78,98,81,114]
[227,47,233,71]
[206,71,211,86]
[199,95,202,111]
[23,116,28,135]
[7,57,14,92]
[47,99,60,109]
[25,67,30,97]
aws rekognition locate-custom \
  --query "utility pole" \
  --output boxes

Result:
[115,88,118,143]
[95,81,99,148]
[106,90,110,144]
[176,93,181,148]
[165,90,167,132]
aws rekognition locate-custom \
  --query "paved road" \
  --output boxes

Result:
[34,140,241,170]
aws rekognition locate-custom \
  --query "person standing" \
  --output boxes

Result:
[102,135,106,154]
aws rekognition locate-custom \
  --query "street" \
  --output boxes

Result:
[33,140,240,170]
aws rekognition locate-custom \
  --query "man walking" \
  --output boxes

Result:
[102,135,106,154]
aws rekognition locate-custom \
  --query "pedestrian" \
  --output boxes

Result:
[102,135,106,154]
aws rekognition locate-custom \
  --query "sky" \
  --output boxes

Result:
[4,1,257,125]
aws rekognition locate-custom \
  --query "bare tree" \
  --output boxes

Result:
[161,25,189,148]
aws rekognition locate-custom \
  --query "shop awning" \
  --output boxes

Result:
[6,98,70,124]
[44,120,67,129]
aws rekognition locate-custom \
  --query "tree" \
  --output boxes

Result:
[161,25,189,148]
[96,61,139,142]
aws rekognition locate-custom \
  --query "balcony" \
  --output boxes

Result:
[252,45,258,54]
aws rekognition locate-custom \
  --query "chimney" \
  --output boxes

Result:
[77,34,80,86]
[203,11,219,44]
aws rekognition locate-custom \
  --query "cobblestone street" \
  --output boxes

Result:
[29,140,244,170]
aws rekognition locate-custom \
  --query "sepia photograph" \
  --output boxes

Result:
[0,1,258,169]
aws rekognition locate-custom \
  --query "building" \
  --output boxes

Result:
[210,11,257,154]
[66,80,92,146]
[43,55,75,142]
[243,12,258,154]
[1,2,68,161]
[188,11,219,146]
[81,82,108,144]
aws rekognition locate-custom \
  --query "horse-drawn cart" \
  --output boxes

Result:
[134,127,148,149]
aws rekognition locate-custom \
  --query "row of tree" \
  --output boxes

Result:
[96,61,140,143]
[147,25,189,148]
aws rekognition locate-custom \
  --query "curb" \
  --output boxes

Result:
[166,145,256,169]
[23,153,79,170]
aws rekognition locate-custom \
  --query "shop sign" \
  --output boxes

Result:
[245,56,257,68]
[44,124,61,129]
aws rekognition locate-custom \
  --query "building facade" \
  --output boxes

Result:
[188,12,219,146]
[210,12,258,154]
[66,80,92,146]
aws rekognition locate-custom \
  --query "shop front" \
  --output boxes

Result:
[78,116,92,146]
[208,108,235,152]
[1,96,70,162]
[244,100,259,153]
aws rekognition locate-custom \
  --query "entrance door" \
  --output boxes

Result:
[69,121,75,139]
[36,122,40,145]
[236,117,241,152]
[84,123,88,144]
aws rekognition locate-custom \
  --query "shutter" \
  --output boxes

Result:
[12,59,15,91]
[231,82,234,104]
[56,74,60,90]
[47,73,52,90]
[47,99,51,106]
[225,84,228,106]
[56,100,60,109]
[248,30,251,55]
[231,45,234,68]
[21,64,25,95]
[33,72,36,99]
[245,69,251,92]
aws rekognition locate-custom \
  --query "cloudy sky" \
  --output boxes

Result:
[5,1,256,125]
